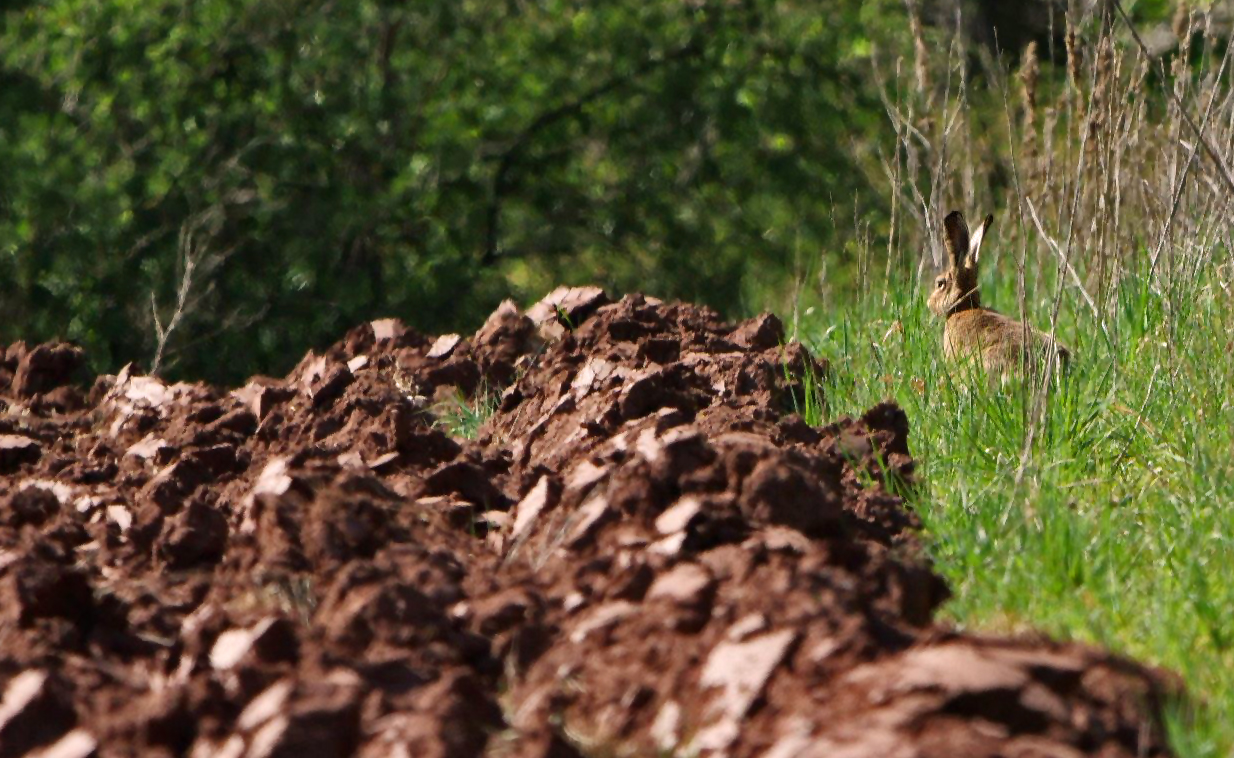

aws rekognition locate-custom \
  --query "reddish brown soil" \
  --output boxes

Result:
[0,288,1175,757]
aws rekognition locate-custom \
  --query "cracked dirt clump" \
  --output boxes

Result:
[0,287,1176,757]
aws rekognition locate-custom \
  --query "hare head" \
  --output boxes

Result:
[927,211,992,318]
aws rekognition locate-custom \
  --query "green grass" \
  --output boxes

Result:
[798,259,1234,757]
[433,385,500,440]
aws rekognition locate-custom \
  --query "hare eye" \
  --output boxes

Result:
[936,280,945,289]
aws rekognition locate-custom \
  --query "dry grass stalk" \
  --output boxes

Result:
[1019,41,1041,181]
[905,0,930,102]
[866,3,1234,450]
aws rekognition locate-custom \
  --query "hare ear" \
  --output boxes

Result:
[943,211,970,269]
[968,214,993,266]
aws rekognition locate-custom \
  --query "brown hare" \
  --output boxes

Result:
[927,211,1071,380]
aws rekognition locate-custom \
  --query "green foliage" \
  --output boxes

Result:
[432,385,498,440]
[0,0,897,382]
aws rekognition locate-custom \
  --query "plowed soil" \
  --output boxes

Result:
[0,287,1175,757]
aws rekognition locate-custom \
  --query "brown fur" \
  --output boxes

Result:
[927,211,1071,379]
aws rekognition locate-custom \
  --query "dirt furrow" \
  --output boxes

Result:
[0,288,1173,757]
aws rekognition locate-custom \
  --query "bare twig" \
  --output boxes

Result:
[150,219,224,375]
[1148,29,1233,282]
[483,38,704,265]
[1112,0,1234,197]
[1024,197,1105,333]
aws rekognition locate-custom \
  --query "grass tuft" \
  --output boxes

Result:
[432,385,500,440]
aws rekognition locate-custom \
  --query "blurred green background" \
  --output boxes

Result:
[0,0,1179,383]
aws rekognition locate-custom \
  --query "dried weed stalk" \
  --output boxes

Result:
[869,3,1234,474]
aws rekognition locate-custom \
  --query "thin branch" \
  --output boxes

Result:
[151,223,201,375]
[149,216,233,376]
[482,38,704,266]
[1024,196,1111,353]
[1148,30,1233,282]
[1112,0,1234,197]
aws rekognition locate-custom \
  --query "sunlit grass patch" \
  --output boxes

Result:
[801,257,1234,757]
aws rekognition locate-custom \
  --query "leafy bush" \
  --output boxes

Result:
[0,0,897,382]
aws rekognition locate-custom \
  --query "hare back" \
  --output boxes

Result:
[944,308,1070,376]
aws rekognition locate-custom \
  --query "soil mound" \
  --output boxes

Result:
[0,287,1175,757]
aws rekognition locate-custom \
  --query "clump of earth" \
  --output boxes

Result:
[0,287,1175,757]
